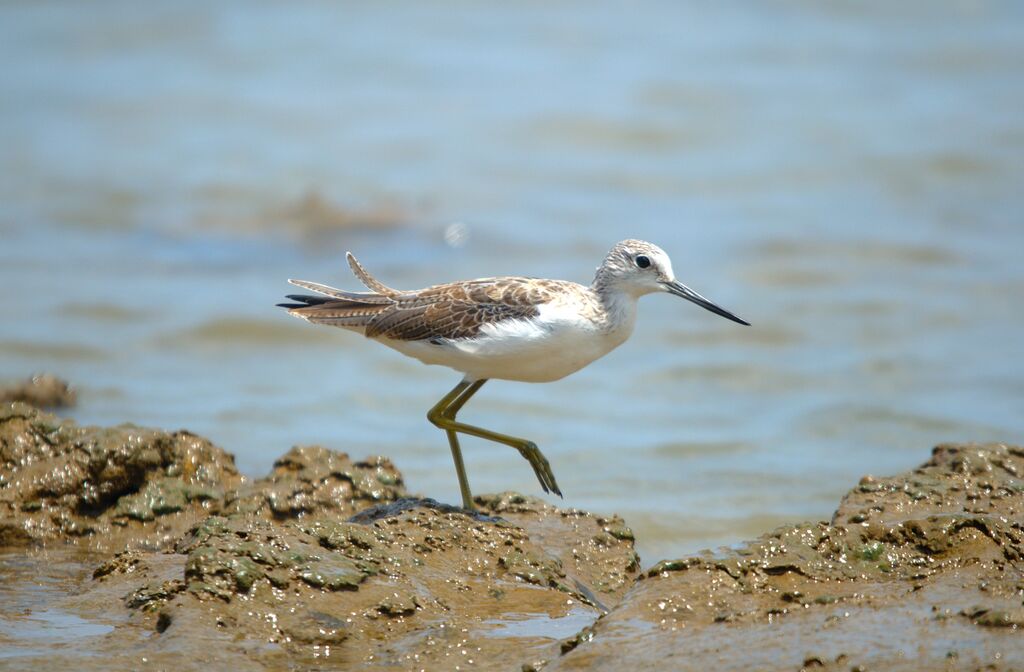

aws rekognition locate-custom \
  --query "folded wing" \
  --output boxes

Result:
[280,255,563,341]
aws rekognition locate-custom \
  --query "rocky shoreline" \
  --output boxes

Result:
[1,399,1021,670]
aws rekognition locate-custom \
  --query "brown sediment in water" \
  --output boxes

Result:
[196,188,410,244]
[274,190,407,236]
[0,400,1021,670]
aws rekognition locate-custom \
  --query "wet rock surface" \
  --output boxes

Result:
[0,402,243,550]
[0,403,404,551]
[550,443,1024,671]
[1,403,1021,671]
[225,444,405,522]
[88,494,636,670]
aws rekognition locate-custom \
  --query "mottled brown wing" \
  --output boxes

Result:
[363,277,561,341]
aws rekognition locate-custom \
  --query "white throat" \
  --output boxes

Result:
[595,285,639,340]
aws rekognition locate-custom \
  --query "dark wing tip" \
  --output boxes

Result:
[277,294,334,310]
[286,294,332,304]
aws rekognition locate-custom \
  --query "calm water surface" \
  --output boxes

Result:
[2,1,1022,562]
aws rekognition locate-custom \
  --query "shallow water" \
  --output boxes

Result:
[0,551,118,659]
[2,1,1022,563]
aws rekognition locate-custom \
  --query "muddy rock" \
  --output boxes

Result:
[0,402,243,550]
[549,443,1024,672]
[0,399,640,670]
[0,403,408,552]
[0,374,77,408]
[474,492,640,607]
[225,444,405,520]
[86,495,638,669]
[4,416,1022,671]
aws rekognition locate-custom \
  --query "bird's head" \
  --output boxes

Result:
[596,239,749,326]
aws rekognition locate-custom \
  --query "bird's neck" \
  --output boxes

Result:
[591,282,639,336]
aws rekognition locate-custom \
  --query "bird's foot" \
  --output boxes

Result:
[517,441,562,498]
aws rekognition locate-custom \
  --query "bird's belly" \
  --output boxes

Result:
[380,317,625,383]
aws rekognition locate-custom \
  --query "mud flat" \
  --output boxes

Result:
[1,400,1021,671]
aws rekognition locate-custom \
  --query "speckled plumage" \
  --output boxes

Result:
[288,275,575,342]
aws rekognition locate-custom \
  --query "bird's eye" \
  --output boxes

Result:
[635,255,651,269]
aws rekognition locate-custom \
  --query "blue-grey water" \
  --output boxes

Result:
[2,1,1022,563]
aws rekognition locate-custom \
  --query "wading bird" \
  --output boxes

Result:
[279,240,748,511]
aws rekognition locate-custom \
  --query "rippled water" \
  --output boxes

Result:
[2,1,1022,562]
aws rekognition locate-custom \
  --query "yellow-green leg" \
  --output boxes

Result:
[427,379,562,511]
[428,381,477,510]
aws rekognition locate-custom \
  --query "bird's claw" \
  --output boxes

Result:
[518,441,562,498]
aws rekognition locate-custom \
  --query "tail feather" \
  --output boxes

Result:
[279,253,399,330]
[286,301,389,328]
[287,293,332,304]
[276,294,336,309]
[347,252,400,296]
[287,278,393,304]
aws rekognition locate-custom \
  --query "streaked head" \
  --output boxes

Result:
[597,239,749,325]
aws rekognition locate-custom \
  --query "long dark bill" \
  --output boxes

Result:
[662,281,750,326]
